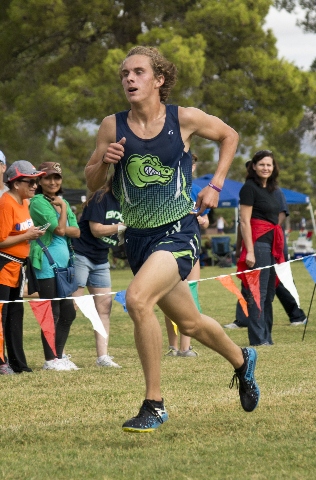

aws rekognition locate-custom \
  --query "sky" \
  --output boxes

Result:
[264,6,316,71]
[265,6,316,154]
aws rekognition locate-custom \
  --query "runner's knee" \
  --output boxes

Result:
[125,288,153,319]
[178,322,199,338]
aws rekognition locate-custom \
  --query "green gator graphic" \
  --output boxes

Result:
[125,154,175,188]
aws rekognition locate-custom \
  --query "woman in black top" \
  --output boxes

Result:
[238,150,284,346]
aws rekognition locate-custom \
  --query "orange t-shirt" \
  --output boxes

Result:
[0,192,34,287]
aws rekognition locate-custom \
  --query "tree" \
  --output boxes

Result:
[275,1,316,34]
[1,0,316,190]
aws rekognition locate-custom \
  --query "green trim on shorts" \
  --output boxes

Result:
[172,249,194,268]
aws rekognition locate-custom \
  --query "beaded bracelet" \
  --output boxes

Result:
[208,182,222,193]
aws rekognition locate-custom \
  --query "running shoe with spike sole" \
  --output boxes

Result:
[229,347,260,412]
[122,399,169,432]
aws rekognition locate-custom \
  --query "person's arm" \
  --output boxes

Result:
[0,227,45,248]
[65,226,80,238]
[179,107,239,215]
[89,221,124,238]
[85,115,126,191]
[278,211,286,226]
[240,204,255,268]
[235,223,242,264]
[49,197,68,237]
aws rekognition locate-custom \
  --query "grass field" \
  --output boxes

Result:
[1,261,316,480]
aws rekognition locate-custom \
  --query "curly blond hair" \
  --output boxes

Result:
[119,46,177,102]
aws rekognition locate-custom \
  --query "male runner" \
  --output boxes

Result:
[85,46,260,432]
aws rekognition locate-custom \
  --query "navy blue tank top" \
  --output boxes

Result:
[112,104,194,228]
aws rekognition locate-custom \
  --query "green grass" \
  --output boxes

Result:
[1,262,316,480]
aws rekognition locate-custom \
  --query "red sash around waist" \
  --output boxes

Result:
[237,219,285,286]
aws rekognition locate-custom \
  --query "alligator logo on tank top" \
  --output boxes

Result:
[125,154,175,188]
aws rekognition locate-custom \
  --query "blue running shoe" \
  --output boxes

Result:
[122,399,169,432]
[229,347,260,412]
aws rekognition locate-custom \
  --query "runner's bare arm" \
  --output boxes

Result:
[85,115,126,191]
[179,107,239,215]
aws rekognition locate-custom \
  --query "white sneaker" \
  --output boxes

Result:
[291,319,307,326]
[224,322,242,329]
[96,355,122,368]
[42,359,69,371]
[62,354,80,370]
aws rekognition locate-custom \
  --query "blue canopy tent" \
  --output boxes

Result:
[193,174,316,239]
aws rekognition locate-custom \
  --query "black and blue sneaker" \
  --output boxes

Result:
[122,399,169,432]
[229,347,260,412]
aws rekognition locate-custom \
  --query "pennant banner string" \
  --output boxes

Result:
[1,253,315,304]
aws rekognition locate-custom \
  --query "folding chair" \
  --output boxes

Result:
[211,236,233,267]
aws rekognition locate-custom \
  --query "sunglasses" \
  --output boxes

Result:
[19,178,39,187]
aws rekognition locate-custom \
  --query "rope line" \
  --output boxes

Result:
[1,253,315,304]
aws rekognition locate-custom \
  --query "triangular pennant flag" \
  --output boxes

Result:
[216,275,248,317]
[0,304,5,362]
[29,300,57,357]
[188,281,202,313]
[303,256,316,284]
[74,296,108,341]
[244,270,261,313]
[114,290,128,312]
[274,262,300,307]
[171,320,177,335]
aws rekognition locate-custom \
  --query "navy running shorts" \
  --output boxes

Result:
[124,214,201,280]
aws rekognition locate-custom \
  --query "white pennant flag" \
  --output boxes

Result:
[74,296,108,342]
[274,263,300,307]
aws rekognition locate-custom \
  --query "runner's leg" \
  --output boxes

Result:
[125,251,184,401]
[125,250,244,401]
[158,280,244,367]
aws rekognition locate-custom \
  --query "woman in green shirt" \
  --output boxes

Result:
[29,162,80,371]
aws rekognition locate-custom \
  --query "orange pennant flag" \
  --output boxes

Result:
[0,304,4,362]
[30,301,57,357]
[244,270,261,313]
[216,275,248,317]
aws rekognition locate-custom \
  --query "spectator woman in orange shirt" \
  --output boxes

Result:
[0,161,45,375]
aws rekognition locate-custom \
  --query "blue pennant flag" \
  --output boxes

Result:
[302,256,316,284]
[114,290,128,312]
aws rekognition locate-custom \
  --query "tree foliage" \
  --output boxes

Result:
[275,0,316,34]
[0,0,316,191]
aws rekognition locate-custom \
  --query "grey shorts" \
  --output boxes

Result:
[74,253,111,289]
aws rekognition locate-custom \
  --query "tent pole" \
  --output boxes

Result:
[308,202,316,238]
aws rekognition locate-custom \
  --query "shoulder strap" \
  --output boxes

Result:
[36,238,56,266]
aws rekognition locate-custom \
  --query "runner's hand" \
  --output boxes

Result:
[102,137,126,164]
[195,186,220,216]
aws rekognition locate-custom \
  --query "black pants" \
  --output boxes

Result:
[0,284,32,372]
[236,281,306,326]
[276,282,306,323]
[38,278,76,360]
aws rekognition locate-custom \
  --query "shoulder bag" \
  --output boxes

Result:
[36,239,78,298]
